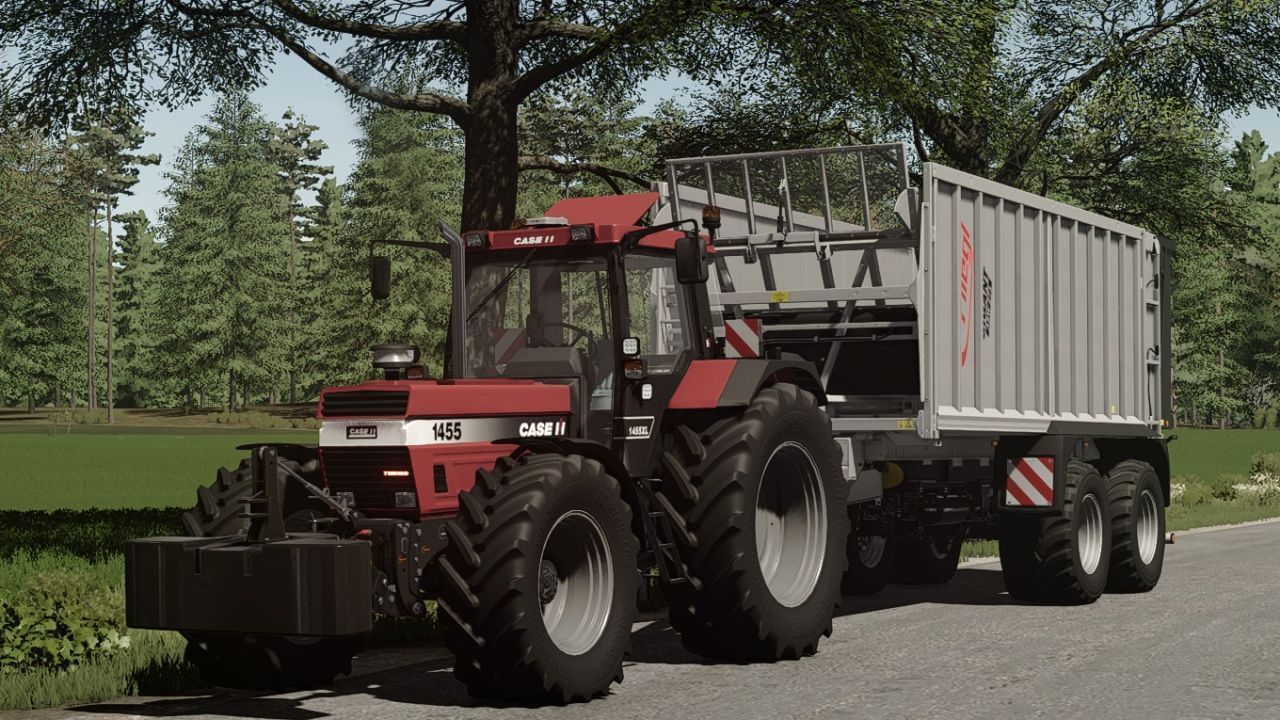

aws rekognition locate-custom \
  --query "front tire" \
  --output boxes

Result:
[181,455,361,690]
[997,459,1111,604]
[660,383,849,661]
[435,453,639,704]
[1105,460,1165,592]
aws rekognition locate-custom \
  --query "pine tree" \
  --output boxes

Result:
[155,91,290,412]
[114,210,160,407]
[268,109,332,404]
[66,114,159,420]
[308,107,463,383]
[0,124,85,411]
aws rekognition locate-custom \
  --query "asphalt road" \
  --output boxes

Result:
[39,520,1280,720]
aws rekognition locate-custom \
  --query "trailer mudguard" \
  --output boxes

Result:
[668,358,826,410]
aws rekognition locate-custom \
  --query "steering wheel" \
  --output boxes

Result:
[537,320,595,349]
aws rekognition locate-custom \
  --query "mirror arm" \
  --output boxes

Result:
[620,219,698,250]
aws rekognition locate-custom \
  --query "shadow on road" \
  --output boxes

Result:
[76,566,1017,717]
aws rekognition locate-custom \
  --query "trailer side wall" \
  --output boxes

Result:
[918,163,1165,440]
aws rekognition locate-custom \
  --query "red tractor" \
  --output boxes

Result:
[128,143,1172,703]
[127,191,849,702]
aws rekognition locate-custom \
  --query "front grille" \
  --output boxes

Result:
[321,447,415,514]
[320,390,409,417]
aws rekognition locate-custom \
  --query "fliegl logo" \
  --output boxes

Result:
[518,419,567,437]
[958,221,975,367]
[513,234,556,246]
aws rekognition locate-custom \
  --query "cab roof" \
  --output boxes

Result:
[468,192,713,253]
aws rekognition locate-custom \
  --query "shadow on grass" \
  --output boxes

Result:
[0,507,185,562]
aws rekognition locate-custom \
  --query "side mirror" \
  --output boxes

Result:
[674,231,709,285]
[370,255,391,300]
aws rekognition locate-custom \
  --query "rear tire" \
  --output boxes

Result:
[997,459,1111,604]
[435,453,639,704]
[659,383,849,661]
[1105,460,1166,592]
[181,455,361,690]
[891,532,962,585]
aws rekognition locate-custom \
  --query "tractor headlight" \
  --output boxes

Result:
[371,342,420,369]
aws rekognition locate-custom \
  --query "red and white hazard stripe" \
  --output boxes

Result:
[494,328,526,364]
[1005,456,1055,507]
[724,318,761,358]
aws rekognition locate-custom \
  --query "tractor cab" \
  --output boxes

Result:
[370,192,716,459]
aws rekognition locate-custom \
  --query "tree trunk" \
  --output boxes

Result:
[288,208,299,404]
[86,208,98,410]
[106,201,115,424]
[26,386,35,414]
[243,384,250,410]
[461,92,520,231]
[54,382,61,408]
[228,372,237,413]
[461,0,520,231]
[198,385,206,410]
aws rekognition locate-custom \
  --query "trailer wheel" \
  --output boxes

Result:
[997,459,1111,604]
[841,509,893,595]
[435,453,639,703]
[1105,460,1165,592]
[180,456,361,690]
[659,383,849,661]
[891,532,962,585]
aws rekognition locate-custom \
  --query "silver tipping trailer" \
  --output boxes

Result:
[657,143,1173,601]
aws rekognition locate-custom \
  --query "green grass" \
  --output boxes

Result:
[0,629,200,711]
[0,430,310,510]
[1167,427,1280,478]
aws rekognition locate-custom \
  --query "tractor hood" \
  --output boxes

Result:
[317,378,571,419]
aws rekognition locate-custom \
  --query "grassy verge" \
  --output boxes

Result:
[0,431,310,510]
[0,629,199,712]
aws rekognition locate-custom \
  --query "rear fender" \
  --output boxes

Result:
[668,358,825,410]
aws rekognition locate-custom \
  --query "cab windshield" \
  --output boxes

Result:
[464,249,614,390]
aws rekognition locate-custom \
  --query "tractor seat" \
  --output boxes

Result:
[501,346,590,435]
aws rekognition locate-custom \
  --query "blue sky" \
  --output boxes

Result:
[119,53,1280,231]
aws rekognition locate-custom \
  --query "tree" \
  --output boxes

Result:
[155,92,290,411]
[65,115,160,420]
[268,109,332,404]
[113,210,161,408]
[704,1,1280,184]
[0,121,86,411]
[1,0,724,229]
[307,106,463,383]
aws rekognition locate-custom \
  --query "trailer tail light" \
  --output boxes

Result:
[1005,457,1054,507]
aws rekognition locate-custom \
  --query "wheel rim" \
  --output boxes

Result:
[538,510,614,656]
[1077,493,1104,575]
[928,537,954,560]
[857,535,886,568]
[1136,489,1160,564]
[755,441,828,608]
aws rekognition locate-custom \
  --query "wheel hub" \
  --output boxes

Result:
[1077,493,1104,575]
[538,510,614,656]
[755,441,828,608]
[539,559,559,605]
